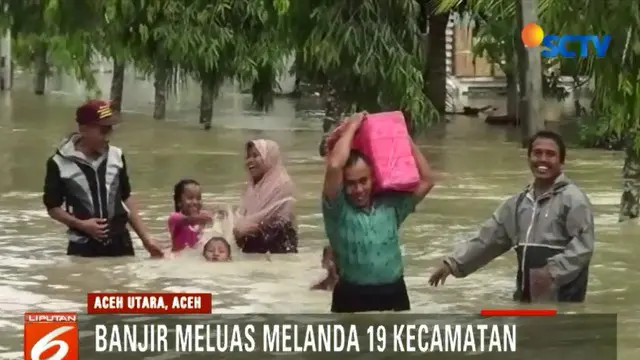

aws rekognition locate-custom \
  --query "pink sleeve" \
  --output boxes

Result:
[168,212,185,237]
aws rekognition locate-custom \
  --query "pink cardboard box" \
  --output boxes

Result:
[352,111,419,192]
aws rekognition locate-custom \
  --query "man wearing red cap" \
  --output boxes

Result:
[42,100,163,257]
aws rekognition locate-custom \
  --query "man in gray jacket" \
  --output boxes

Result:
[429,131,595,302]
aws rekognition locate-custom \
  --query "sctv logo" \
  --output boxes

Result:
[521,22,611,58]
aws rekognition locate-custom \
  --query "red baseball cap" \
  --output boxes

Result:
[76,100,120,126]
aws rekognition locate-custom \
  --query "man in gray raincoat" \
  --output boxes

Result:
[429,130,595,302]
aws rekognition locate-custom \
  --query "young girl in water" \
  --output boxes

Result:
[311,246,338,291]
[202,236,232,262]
[168,179,213,252]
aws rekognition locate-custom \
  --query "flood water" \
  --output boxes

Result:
[0,74,638,359]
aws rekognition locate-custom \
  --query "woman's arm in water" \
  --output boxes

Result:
[323,112,366,201]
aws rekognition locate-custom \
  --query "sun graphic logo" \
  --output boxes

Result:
[520,22,611,58]
[521,22,545,48]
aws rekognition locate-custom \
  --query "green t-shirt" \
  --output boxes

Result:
[322,190,416,285]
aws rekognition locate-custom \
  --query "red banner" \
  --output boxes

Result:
[87,292,212,314]
[480,309,557,317]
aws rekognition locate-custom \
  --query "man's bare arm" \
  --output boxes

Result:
[322,113,366,200]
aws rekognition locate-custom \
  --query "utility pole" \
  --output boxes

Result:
[0,29,11,91]
[516,0,544,147]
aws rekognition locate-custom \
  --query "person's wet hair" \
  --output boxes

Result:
[527,130,566,163]
[246,141,256,154]
[173,179,200,212]
[345,150,371,168]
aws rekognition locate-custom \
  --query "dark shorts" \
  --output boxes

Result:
[67,231,135,257]
[331,276,410,313]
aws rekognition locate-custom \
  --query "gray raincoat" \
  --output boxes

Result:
[444,173,595,302]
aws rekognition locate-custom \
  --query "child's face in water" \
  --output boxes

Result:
[179,184,202,216]
[204,239,231,262]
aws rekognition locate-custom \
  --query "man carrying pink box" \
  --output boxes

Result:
[322,112,435,313]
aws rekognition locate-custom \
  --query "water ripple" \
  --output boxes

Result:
[1,98,639,357]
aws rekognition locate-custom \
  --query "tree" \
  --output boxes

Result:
[105,0,187,120]
[100,0,136,113]
[541,0,640,221]
[468,7,520,118]
[149,0,290,129]
[1,0,107,95]
[438,0,640,221]
[424,0,450,115]
[455,2,567,121]
[286,0,440,155]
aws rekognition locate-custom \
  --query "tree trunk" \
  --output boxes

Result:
[34,42,47,95]
[153,64,168,120]
[292,77,301,97]
[199,79,216,130]
[619,145,640,222]
[0,30,12,91]
[426,12,450,114]
[292,51,303,97]
[572,76,582,116]
[516,31,527,130]
[319,82,349,156]
[516,0,544,147]
[109,60,125,113]
[506,71,519,118]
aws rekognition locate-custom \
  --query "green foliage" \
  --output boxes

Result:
[287,0,439,132]
[133,0,289,110]
[2,0,441,130]
[1,0,105,92]
[438,0,640,153]
[437,0,640,220]
[577,112,626,150]
[469,9,517,75]
[543,1,640,153]
[449,1,568,102]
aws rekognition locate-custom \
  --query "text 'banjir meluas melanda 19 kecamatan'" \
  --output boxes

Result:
[86,292,522,353]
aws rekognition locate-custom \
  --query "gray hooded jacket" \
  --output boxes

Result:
[444,173,595,302]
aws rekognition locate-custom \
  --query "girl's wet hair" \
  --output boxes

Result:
[204,237,232,256]
[173,179,200,212]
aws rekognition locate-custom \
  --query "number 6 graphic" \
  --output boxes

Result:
[30,326,75,360]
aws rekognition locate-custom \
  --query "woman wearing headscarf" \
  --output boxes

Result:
[233,139,298,254]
